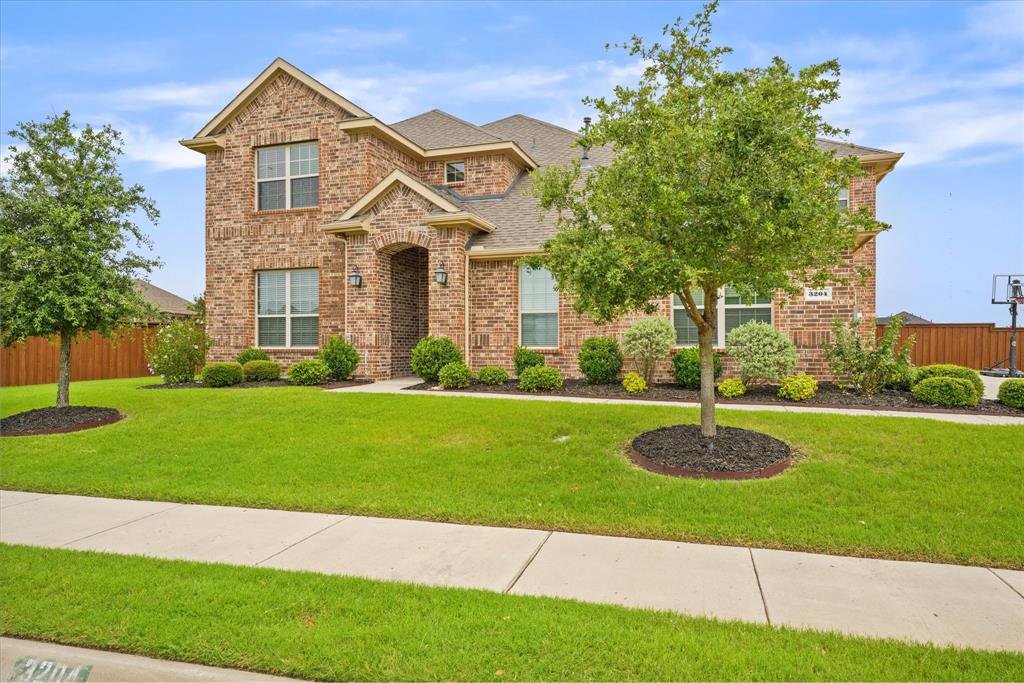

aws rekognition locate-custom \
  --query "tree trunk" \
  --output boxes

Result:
[698,288,718,439]
[56,331,72,408]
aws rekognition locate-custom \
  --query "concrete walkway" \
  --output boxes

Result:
[0,637,295,682]
[2,490,1022,653]
[331,377,1024,425]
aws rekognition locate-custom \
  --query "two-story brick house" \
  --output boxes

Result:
[182,58,902,381]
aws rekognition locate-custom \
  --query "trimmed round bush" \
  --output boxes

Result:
[578,336,624,384]
[672,347,723,389]
[717,378,746,398]
[438,361,473,389]
[242,359,280,382]
[319,336,360,380]
[914,364,984,398]
[288,359,331,386]
[622,371,647,394]
[622,317,675,383]
[200,361,243,387]
[513,346,545,376]
[518,366,564,392]
[410,337,463,382]
[235,347,270,365]
[725,321,797,384]
[912,376,978,408]
[477,366,509,385]
[778,373,818,401]
[997,378,1024,409]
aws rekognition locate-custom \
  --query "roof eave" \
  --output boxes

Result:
[858,152,903,184]
[179,136,225,153]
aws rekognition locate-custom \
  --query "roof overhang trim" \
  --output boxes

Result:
[466,247,544,260]
[858,152,903,183]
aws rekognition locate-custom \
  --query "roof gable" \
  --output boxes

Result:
[391,109,503,149]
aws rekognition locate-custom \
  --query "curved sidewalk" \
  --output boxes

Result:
[332,377,1024,425]
[2,489,1022,653]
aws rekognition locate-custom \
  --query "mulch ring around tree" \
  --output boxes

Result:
[629,424,792,480]
[140,379,371,390]
[1,406,122,437]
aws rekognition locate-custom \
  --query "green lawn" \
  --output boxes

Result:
[1,378,1022,567]
[2,544,1020,681]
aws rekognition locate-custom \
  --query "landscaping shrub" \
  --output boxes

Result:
[914,364,984,398]
[410,337,463,382]
[319,336,360,380]
[518,366,564,392]
[622,318,675,383]
[242,360,280,382]
[438,361,473,389]
[513,346,545,376]
[778,373,818,401]
[235,347,270,365]
[200,361,243,387]
[672,347,722,389]
[145,319,211,384]
[578,336,624,384]
[725,321,796,384]
[622,371,647,394]
[823,317,914,396]
[912,376,978,408]
[717,378,746,398]
[997,379,1024,409]
[477,366,509,385]
[288,359,331,386]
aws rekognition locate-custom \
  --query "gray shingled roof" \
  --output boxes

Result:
[386,112,896,251]
[390,109,504,149]
[877,311,933,325]
[133,279,193,316]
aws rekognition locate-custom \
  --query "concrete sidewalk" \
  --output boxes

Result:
[2,490,1022,653]
[331,377,1024,425]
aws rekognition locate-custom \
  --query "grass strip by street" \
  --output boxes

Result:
[1,378,1022,568]
[2,544,1022,682]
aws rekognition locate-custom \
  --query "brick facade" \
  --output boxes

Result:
[200,68,886,382]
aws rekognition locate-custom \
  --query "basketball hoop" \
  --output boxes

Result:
[985,274,1024,378]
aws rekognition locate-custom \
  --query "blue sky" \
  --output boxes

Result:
[1,0,1022,323]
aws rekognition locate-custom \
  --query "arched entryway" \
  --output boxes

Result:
[387,245,429,376]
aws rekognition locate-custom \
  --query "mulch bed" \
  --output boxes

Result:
[407,379,1023,416]
[630,424,791,479]
[1,406,122,437]
[141,379,371,390]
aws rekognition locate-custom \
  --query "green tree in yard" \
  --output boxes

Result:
[0,112,160,407]
[531,2,887,438]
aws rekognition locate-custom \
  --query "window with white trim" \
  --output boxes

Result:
[519,265,558,348]
[256,142,319,210]
[256,269,319,348]
[445,161,465,184]
[837,187,849,210]
[672,287,773,347]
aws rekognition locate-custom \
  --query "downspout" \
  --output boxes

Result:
[464,251,471,368]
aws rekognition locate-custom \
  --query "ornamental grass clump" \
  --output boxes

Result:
[725,321,796,385]
[912,376,979,408]
[578,336,624,384]
[997,379,1024,409]
[319,336,360,380]
[778,373,818,401]
[477,366,509,385]
[518,366,563,392]
[200,362,243,387]
[513,346,545,376]
[622,318,675,384]
[145,319,211,384]
[410,337,463,382]
[717,378,746,398]
[288,359,331,386]
[622,371,647,394]
[438,361,473,389]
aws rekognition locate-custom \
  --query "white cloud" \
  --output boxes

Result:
[119,124,205,171]
[297,26,408,51]
[965,1,1024,43]
[86,78,249,112]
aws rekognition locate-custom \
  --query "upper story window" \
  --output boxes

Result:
[256,142,319,211]
[837,187,849,210]
[445,161,465,184]
[520,265,558,348]
[256,269,319,348]
[672,287,773,347]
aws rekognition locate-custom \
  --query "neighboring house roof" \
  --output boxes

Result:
[877,311,933,325]
[391,109,504,149]
[133,279,193,317]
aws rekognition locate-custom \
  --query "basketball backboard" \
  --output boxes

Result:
[991,274,1024,305]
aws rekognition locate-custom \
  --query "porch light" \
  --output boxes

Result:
[434,261,448,286]
[348,266,363,288]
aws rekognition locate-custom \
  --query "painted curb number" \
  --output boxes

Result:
[9,656,91,682]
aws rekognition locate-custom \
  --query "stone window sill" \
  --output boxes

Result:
[249,207,321,217]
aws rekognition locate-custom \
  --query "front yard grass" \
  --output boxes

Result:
[1,378,1022,567]
[2,544,1021,681]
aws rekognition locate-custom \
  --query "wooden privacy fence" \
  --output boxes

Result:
[877,322,1022,372]
[0,326,156,387]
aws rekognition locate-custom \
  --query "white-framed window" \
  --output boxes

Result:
[256,142,319,210]
[445,160,465,184]
[672,287,773,347]
[256,269,319,348]
[519,264,558,348]
[837,187,849,210]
